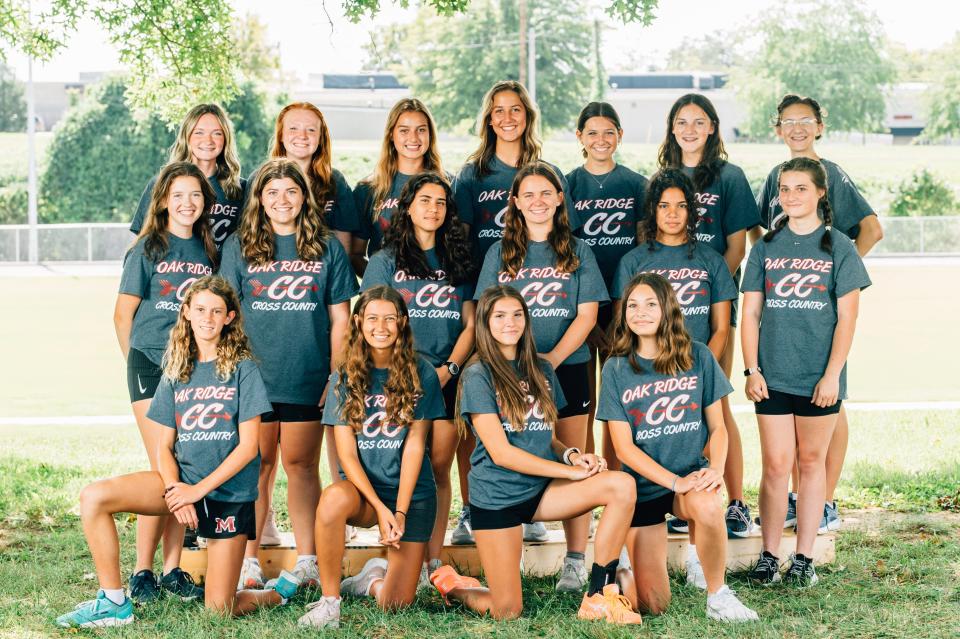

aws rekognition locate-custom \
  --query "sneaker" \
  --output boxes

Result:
[685,556,707,590]
[784,492,798,528]
[298,596,341,629]
[577,584,642,625]
[271,569,302,601]
[430,565,482,605]
[824,501,841,532]
[128,569,160,604]
[747,551,781,585]
[417,563,431,592]
[725,501,753,539]
[55,591,134,628]
[666,517,689,534]
[340,558,387,596]
[555,557,588,593]
[160,567,204,602]
[784,553,818,587]
[291,558,321,589]
[706,585,758,622]
[450,507,474,545]
[260,507,282,546]
[238,558,265,590]
[345,524,358,542]
[618,546,632,572]
[182,528,199,549]
[522,521,549,542]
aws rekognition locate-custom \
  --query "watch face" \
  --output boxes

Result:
[447,362,460,375]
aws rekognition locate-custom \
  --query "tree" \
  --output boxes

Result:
[343,0,658,24]
[731,0,896,139]
[0,62,25,131]
[921,35,960,141]
[664,30,745,72]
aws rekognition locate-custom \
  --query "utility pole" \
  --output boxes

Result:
[27,43,38,263]
[518,0,527,86]
[527,27,536,103]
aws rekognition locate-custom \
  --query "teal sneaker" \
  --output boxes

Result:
[271,570,303,602]
[56,591,134,628]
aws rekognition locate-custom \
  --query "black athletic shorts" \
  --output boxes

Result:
[631,491,677,528]
[470,487,547,531]
[597,302,615,334]
[196,497,256,540]
[439,373,459,421]
[379,494,437,543]
[755,388,841,417]
[262,402,324,423]
[127,348,162,403]
[555,362,591,418]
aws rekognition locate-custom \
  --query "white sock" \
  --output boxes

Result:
[103,589,126,606]
[297,554,317,565]
[246,557,260,567]
[687,544,699,563]
[324,595,341,605]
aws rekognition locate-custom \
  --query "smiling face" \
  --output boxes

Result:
[186,289,235,345]
[281,108,322,162]
[261,177,304,234]
[778,170,824,222]
[392,110,430,163]
[488,296,526,351]
[165,176,205,235]
[776,103,823,154]
[655,187,689,243]
[514,174,562,230]
[624,283,663,340]
[672,104,715,160]
[489,90,527,143]
[408,182,447,234]
[577,116,621,162]
[360,298,400,353]
[189,113,226,164]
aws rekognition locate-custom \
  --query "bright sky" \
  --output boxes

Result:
[8,0,957,83]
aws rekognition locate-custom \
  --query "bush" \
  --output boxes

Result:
[0,183,26,224]
[888,168,958,217]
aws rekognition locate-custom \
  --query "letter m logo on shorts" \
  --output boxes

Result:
[214,516,237,534]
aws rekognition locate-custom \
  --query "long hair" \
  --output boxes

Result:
[657,93,728,193]
[764,157,833,254]
[466,81,542,178]
[238,159,330,266]
[776,94,826,140]
[382,172,475,286]
[135,161,218,266]
[455,286,558,435]
[609,273,693,376]
[168,104,243,200]
[335,286,422,432]
[363,98,444,220]
[270,102,336,213]
[639,169,698,258]
[501,162,579,278]
[576,101,622,159]
[163,275,253,383]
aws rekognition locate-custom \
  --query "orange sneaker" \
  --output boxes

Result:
[577,584,642,625]
[429,565,482,604]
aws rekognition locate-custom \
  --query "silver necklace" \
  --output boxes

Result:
[586,164,616,190]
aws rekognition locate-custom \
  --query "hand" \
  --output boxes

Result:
[565,464,594,481]
[318,380,331,408]
[691,467,724,493]
[745,372,769,403]
[435,366,452,389]
[812,373,840,408]
[540,351,561,370]
[164,482,204,512]
[376,506,403,549]
[586,324,611,354]
[171,503,199,528]
[673,473,698,495]
[572,452,606,475]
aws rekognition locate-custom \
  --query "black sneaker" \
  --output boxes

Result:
[160,567,205,601]
[747,551,781,585]
[784,553,819,587]
[129,569,160,604]
[183,528,199,549]
[666,517,689,534]
[725,500,753,538]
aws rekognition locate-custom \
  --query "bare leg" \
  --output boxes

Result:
[720,337,745,502]
[455,429,475,505]
[626,525,670,614]
[314,481,377,598]
[584,345,598,455]
[825,406,849,502]
[555,414,591,555]
[795,414,837,556]
[370,542,427,609]
[206,536,284,615]
[279,421,324,556]
[427,420,459,563]
[447,526,524,619]
[245,420,279,560]
[674,490,726,593]
[758,414,796,555]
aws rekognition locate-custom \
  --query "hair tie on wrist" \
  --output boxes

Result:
[671,476,678,492]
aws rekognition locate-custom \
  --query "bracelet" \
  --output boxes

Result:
[395,510,406,517]
[562,447,582,465]
[671,475,679,492]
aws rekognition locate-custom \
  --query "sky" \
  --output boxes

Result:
[6,0,958,83]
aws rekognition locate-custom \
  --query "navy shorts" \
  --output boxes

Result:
[127,348,162,403]
[755,388,842,417]
[470,487,547,531]
[555,362,592,418]
[631,491,677,528]
[380,494,437,543]
[196,497,256,540]
[262,402,323,423]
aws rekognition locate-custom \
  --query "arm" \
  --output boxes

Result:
[608,420,693,491]
[436,301,476,388]
[334,231,352,257]
[706,301,731,361]
[694,399,727,492]
[748,225,763,245]
[321,301,351,407]
[156,425,199,528]
[812,289,860,407]
[741,291,769,402]
[472,413,591,481]
[392,419,430,540]
[113,294,141,359]
[854,215,883,257]
[723,230,747,275]
[543,302,598,369]
[350,237,369,277]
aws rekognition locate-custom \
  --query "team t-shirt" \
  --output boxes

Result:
[756,158,874,239]
[681,162,761,257]
[219,232,358,405]
[353,173,413,256]
[119,234,214,366]
[453,156,580,259]
[612,242,738,344]
[148,358,272,503]
[322,357,445,501]
[459,358,566,509]
[475,239,609,365]
[568,164,648,285]
[130,175,246,251]
[597,342,731,502]
[741,225,871,399]
[246,167,360,235]
[360,248,474,366]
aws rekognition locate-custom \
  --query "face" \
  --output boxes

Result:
[672,104,715,157]
[392,111,430,162]
[514,174,562,228]
[281,108,322,162]
[165,176,205,231]
[189,113,226,163]
[778,171,824,219]
[262,177,304,231]
[489,90,527,143]
[488,297,526,348]
[360,299,400,351]
[776,103,822,154]
[186,289,235,343]
[624,283,663,339]
[577,116,621,161]
[655,187,689,240]
[408,183,447,233]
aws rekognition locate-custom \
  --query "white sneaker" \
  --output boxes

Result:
[555,557,588,593]
[618,546,632,571]
[345,524,358,542]
[298,596,341,628]
[417,563,430,593]
[238,558,265,590]
[522,522,549,542]
[706,585,759,622]
[291,559,320,589]
[260,508,282,546]
[340,558,387,596]
[685,556,707,590]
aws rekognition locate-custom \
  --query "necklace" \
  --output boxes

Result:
[586,164,616,190]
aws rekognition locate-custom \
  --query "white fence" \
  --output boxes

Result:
[0,218,958,263]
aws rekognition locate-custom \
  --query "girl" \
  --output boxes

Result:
[359,173,476,578]
[114,161,218,603]
[743,157,870,586]
[351,98,445,275]
[753,94,883,532]
[297,286,445,629]
[474,162,608,576]
[58,276,296,627]
[430,285,639,624]
[220,159,358,591]
[269,102,359,254]
[130,104,245,251]
[600,273,757,622]
[657,93,759,539]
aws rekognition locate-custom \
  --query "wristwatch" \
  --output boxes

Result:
[444,361,461,376]
[743,366,762,377]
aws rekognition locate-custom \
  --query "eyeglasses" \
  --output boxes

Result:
[779,118,818,130]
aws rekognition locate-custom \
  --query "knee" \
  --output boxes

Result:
[608,472,636,505]
[79,482,109,516]
[378,594,415,611]
[687,495,722,525]
[491,601,523,620]
[797,451,826,472]
[431,462,451,488]
[258,450,278,472]
[316,484,352,526]
[637,588,670,615]
[282,454,319,477]
[763,454,794,479]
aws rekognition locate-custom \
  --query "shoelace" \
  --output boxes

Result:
[457,509,470,526]
[304,599,333,612]
[727,505,751,527]
[603,590,634,613]
[756,556,778,573]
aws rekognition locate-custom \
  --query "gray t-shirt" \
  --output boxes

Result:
[245,167,360,235]
[741,225,871,398]
[453,156,580,259]
[597,342,731,501]
[119,235,215,366]
[612,242,738,344]
[219,232,359,405]
[568,164,648,285]
[360,248,474,366]
[756,158,874,239]
[130,175,246,251]
[681,162,761,257]
[474,239,609,365]
[322,357,445,501]
[147,358,272,503]
[353,173,413,256]
[459,358,567,509]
